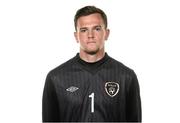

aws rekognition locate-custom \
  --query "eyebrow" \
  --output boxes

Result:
[79,27,88,30]
[79,25,103,30]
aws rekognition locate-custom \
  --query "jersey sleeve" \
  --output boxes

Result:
[126,71,142,122]
[42,72,60,122]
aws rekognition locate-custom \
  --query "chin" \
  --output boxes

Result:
[85,49,99,55]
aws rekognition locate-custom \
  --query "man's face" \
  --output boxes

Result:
[74,13,110,55]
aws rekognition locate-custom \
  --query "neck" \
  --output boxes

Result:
[79,49,105,63]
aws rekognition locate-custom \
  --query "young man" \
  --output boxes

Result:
[42,6,141,122]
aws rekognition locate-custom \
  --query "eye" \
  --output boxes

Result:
[95,27,101,31]
[80,28,87,33]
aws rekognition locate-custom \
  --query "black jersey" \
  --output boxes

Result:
[42,53,141,122]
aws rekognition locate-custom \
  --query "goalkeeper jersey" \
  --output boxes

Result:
[42,53,141,122]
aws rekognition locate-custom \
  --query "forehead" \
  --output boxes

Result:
[76,13,104,28]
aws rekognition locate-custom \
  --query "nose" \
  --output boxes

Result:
[88,30,94,39]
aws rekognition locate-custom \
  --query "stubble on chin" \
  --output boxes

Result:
[84,48,99,55]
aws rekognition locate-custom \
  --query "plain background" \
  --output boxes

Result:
[0,0,180,122]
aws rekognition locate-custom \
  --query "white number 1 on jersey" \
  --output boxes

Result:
[89,93,94,113]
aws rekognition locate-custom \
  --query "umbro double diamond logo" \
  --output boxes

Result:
[66,86,79,92]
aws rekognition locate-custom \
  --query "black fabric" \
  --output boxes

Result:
[42,53,141,122]
[77,53,109,74]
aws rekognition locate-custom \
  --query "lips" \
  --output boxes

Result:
[87,41,96,44]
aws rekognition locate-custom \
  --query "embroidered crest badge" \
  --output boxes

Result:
[105,82,119,97]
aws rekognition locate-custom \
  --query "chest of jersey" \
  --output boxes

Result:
[54,67,127,121]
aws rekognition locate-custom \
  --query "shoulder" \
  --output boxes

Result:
[47,55,77,78]
[108,56,139,88]
[108,56,136,77]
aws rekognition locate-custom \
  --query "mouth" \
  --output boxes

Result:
[87,41,96,44]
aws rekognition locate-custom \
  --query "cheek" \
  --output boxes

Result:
[78,34,87,41]
[78,36,87,46]
[96,33,106,41]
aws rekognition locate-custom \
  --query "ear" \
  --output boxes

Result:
[74,32,79,43]
[105,29,110,40]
